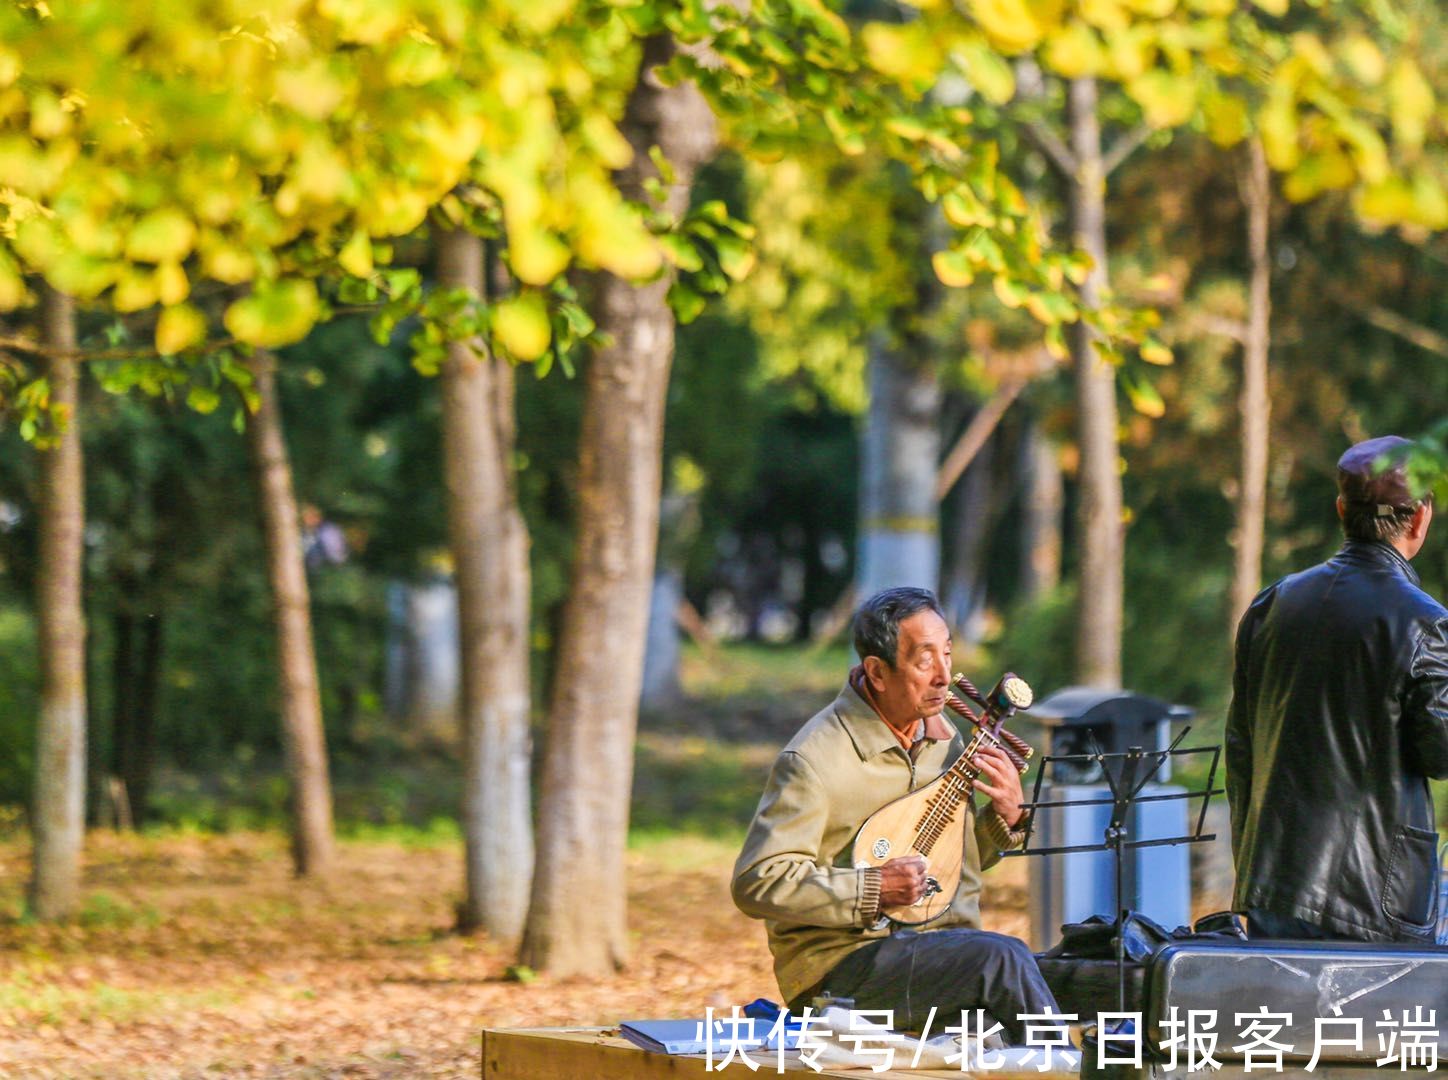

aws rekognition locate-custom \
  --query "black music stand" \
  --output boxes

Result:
[1003,726,1225,1013]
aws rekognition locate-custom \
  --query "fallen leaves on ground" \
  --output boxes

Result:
[0,830,1035,1078]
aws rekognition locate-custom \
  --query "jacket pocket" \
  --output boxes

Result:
[1381,826,1440,927]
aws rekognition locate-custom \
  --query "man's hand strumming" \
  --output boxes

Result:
[878,854,927,906]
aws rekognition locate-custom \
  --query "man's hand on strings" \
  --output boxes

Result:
[972,745,1025,827]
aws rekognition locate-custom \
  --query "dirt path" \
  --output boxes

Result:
[0,831,1030,1078]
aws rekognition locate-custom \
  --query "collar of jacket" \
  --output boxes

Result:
[1339,539,1421,587]
[834,677,956,760]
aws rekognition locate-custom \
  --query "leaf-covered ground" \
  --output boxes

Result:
[0,829,1032,1078]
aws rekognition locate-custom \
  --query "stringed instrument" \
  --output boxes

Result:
[851,672,1035,925]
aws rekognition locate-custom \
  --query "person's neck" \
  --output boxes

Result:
[1388,532,1425,561]
[852,669,918,737]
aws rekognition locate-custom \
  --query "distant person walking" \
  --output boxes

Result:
[1227,436,1448,942]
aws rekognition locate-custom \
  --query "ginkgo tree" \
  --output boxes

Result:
[0,0,670,921]
[1,0,1440,944]
[679,0,1442,688]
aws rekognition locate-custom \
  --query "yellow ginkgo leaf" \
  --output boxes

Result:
[125,208,196,265]
[224,279,320,348]
[338,230,373,278]
[493,292,551,361]
[156,304,208,356]
[932,248,975,288]
[1387,59,1432,153]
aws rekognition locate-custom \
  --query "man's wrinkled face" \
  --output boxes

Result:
[865,609,953,729]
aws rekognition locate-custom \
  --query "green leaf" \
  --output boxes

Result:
[659,233,705,273]
[186,385,221,414]
[125,208,196,264]
[667,281,707,324]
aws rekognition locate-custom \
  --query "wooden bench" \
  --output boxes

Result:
[480,1025,1079,1078]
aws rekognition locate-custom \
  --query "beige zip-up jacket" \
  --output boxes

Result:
[731,680,1023,1005]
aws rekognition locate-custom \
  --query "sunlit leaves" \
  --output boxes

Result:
[224,279,322,348]
[156,304,209,356]
[1121,367,1165,417]
[0,0,674,379]
[1387,59,1432,154]
[493,291,551,360]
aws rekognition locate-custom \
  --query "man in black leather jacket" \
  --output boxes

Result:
[1227,435,1448,943]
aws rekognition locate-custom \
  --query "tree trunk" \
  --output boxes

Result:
[244,352,335,878]
[436,228,534,940]
[639,568,684,710]
[941,427,994,643]
[520,35,715,976]
[108,601,164,825]
[1230,139,1271,633]
[1019,420,1064,602]
[1066,78,1123,688]
[856,335,942,600]
[29,287,87,919]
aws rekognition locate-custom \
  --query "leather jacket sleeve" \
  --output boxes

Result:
[1225,590,1269,865]
[1403,615,1448,779]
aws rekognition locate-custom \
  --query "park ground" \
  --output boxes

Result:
[0,643,1201,1078]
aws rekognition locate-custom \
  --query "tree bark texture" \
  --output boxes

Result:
[1019,420,1064,602]
[1066,78,1123,688]
[29,287,87,920]
[521,35,716,976]
[244,352,335,878]
[1230,139,1271,634]
[436,228,535,941]
[856,335,942,601]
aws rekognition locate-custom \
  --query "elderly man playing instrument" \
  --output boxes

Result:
[1227,435,1448,942]
[731,587,1060,1043]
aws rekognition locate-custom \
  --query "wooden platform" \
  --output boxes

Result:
[480,1026,1079,1078]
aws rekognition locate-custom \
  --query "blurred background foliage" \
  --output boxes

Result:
[0,123,1444,834]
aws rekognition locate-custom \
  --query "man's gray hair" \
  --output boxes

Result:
[852,587,946,668]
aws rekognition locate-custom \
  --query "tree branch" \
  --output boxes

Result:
[1192,313,1249,344]
[935,377,1026,501]
[1021,119,1077,180]
[1103,124,1154,178]
[1328,286,1448,359]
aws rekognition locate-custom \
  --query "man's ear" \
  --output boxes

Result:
[862,655,889,691]
[1335,495,1345,521]
[1409,501,1432,541]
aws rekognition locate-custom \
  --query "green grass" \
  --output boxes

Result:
[679,640,854,701]
[0,974,238,1026]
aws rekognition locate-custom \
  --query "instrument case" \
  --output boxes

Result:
[1144,940,1448,1065]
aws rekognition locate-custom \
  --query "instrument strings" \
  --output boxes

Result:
[910,727,1004,854]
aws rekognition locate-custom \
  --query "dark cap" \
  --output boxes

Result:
[1337,436,1423,514]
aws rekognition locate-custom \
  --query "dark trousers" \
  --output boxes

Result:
[796,928,1061,1044]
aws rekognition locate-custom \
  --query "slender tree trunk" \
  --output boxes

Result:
[856,336,942,600]
[521,35,715,976]
[129,609,163,821]
[1230,139,1271,632]
[1019,420,1063,602]
[109,606,135,822]
[244,352,334,878]
[29,286,87,920]
[436,228,534,940]
[1066,78,1122,688]
[941,428,994,643]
